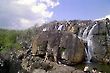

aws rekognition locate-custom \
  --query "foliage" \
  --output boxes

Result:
[0,29,21,52]
[60,47,67,52]
[0,27,37,53]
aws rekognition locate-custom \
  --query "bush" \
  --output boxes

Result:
[0,29,22,52]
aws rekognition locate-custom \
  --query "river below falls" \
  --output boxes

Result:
[75,62,110,73]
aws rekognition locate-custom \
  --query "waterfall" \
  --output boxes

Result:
[82,26,91,63]
[86,23,98,63]
[88,23,98,35]
[82,26,89,42]
[58,25,63,30]
[85,47,91,63]
[82,24,97,63]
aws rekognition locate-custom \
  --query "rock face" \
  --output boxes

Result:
[87,21,110,63]
[21,54,84,73]
[0,49,28,73]
[32,31,85,64]
[1,19,110,73]
[0,48,84,73]
[78,19,110,63]
[32,31,62,60]
[0,55,9,73]
[31,18,110,64]
[60,32,84,64]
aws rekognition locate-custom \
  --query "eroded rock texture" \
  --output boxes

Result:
[32,31,85,64]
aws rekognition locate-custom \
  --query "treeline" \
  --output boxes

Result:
[0,27,37,53]
[0,29,21,52]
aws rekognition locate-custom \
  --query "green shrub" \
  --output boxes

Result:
[0,29,22,52]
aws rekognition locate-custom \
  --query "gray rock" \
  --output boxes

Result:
[32,31,85,64]
[32,69,46,73]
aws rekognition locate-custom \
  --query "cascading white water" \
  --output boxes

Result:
[58,24,63,30]
[86,23,97,63]
[82,26,92,63]
[82,26,89,42]
[82,24,98,63]
[84,46,91,63]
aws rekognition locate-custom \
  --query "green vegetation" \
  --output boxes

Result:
[0,29,21,52]
[0,27,37,53]
[60,47,66,52]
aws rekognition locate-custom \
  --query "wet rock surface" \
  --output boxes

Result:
[78,20,110,63]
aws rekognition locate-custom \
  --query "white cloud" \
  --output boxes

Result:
[32,3,47,13]
[14,0,35,5]
[31,3,53,18]
[40,0,60,8]
[105,15,110,19]
[95,15,110,20]
[0,0,60,30]
[20,18,31,25]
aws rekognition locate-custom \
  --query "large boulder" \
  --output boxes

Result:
[60,32,85,64]
[32,31,85,64]
[31,31,62,56]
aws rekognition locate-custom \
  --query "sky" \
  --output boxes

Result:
[52,0,110,20]
[0,0,110,29]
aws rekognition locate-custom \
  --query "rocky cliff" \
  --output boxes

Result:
[32,31,85,65]
[32,18,110,64]
[0,18,110,73]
